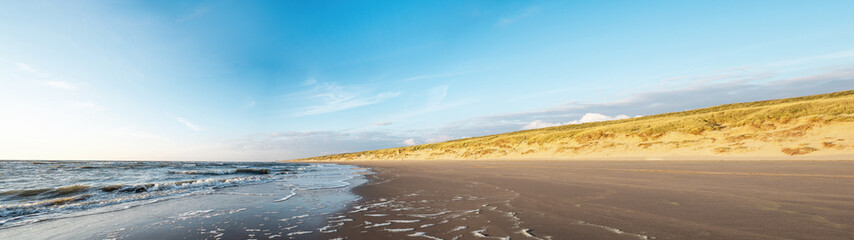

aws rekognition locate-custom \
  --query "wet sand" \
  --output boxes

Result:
[327,160,854,240]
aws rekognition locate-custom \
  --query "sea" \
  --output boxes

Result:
[0,160,366,239]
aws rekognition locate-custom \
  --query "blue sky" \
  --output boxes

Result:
[1,0,853,160]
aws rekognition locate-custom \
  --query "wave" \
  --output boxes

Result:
[0,175,272,221]
[167,168,272,175]
[0,161,325,228]
[0,185,91,200]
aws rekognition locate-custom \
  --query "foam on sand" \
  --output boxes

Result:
[408,231,444,240]
[384,228,415,232]
[576,220,649,240]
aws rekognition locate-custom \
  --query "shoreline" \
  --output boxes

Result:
[324,159,854,239]
[0,163,368,240]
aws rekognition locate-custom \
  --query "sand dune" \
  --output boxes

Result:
[297,90,854,162]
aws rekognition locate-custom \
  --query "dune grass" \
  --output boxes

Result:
[299,90,854,161]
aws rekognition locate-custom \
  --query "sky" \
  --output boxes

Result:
[1,0,853,161]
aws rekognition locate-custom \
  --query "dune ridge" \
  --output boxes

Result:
[297,90,854,161]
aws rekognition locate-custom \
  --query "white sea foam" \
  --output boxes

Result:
[519,229,546,240]
[450,226,468,232]
[174,209,214,220]
[318,224,339,233]
[576,220,649,240]
[385,228,415,232]
[389,219,420,223]
[279,214,309,222]
[287,230,312,236]
[408,211,450,218]
[408,232,444,240]
[274,190,297,202]
[366,222,391,228]
[471,227,509,239]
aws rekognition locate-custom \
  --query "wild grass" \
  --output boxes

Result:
[301,90,854,161]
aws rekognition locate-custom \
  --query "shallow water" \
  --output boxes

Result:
[0,160,365,236]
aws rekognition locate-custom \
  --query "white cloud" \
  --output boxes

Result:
[522,120,562,130]
[522,113,634,130]
[425,135,455,143]
[303,78,317,86]
[567,113,632,124]
[43,81,78,90]
[402,138,417,146]
[373,121,393,126]
[16,62,49,77]
[176,117,204,131]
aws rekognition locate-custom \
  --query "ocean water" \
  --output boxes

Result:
[0,160,364,236]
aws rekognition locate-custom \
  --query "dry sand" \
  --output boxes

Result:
[325,160,854,240]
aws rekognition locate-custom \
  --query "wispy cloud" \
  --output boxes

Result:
[498,7,539,26]
[175,6,210,23]
[15,62,49,77]
[73,101,104,111]
[303,78,318,86]
[424,134,455,143]
[372,121,393,126]
[43,81,78,90]
[657,48,854,88]
[404,70,481,81]
[231,130,406,158]
[378,84,475,123]
[656,67,774,88]
[176,117,204,131]
[245,97,256,107]
[13,62,81,90]
[766,48,854,68]
[408,85,474,116]
[426,85,448,106]
[297,92,400,116]
[288,81,401,116]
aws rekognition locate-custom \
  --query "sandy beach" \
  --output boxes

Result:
[323,160,854,240]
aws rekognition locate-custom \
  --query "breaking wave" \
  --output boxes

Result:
[0,160,311,228]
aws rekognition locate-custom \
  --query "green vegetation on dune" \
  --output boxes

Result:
[299,90,854,161]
